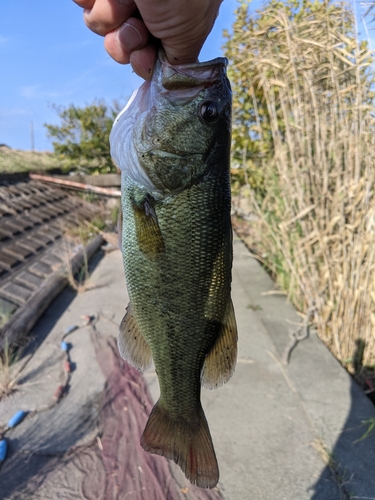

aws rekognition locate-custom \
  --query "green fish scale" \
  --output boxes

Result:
[122,172,232,423]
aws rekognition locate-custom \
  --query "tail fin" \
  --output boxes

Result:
[140,401,219,489]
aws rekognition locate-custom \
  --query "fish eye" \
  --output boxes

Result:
[199,101,219,123]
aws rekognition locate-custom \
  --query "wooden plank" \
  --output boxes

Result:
[29,174,121,197]
[53,173,121,187]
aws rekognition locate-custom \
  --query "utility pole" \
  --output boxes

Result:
[30,121,35,151]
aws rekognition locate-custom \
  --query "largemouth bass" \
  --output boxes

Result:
[110,50,237,489]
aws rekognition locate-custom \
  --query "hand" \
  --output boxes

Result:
[73,0,223,80]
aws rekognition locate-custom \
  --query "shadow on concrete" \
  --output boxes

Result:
[311,342,375,499]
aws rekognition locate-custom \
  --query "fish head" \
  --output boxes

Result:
[110,50,232,195]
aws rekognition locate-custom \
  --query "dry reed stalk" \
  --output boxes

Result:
[228,1,375,371]
[61,238,94,294]
[0,341,21,399]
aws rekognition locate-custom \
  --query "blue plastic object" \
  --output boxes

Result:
[0,439,7,462]
[61,341,69,352]
[7,410,26,429]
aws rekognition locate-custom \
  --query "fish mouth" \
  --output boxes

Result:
[158,49,227,91]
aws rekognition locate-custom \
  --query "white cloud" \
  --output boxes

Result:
[20,85,40,99]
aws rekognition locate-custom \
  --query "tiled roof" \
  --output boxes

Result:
[0,179,98,329]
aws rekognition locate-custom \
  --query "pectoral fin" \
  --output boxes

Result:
[201,299,238,389]
[118,303,152,371]
[131,194,165,261]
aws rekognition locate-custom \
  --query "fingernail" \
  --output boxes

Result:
[116,23,143,52]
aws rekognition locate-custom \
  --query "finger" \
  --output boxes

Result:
[162,41,200,66]
[104,17,149,64]
[116,18,149,53]
[129,45,157,80]
[161,5,221,65]
[134,0,223,65]
[104,33,130,64]
[72,0,95,8]
[84,0,137,36]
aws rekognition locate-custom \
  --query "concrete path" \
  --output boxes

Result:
[205,236,375,499]
[0,235,374,499]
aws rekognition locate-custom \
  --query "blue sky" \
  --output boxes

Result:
[1,1,372,153]
[0,0,260,152]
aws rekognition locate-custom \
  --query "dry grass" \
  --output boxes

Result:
[56,196,118,293]
[0,307,14,330]
[61,235,95,294]
[311,438,352,499]
[0,341,21,400]
[228,1,375,373]
[60,211,108,293]
[66,253,92,294]
[0,146,69,173]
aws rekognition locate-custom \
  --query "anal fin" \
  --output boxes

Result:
[201,299,238,389]
[118,303,152,371]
